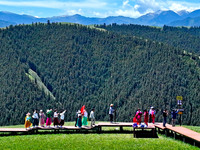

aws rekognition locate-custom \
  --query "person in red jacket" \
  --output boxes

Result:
[135,108,142,125]
[151,107,156,124]
[143,109,149,126]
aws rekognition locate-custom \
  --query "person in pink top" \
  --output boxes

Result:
[135,108,142,125]
[39,110,46,127]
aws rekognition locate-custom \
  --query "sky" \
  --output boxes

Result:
[0,0,200,18]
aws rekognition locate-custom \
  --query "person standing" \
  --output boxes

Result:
[32,110,39,128]
[163,109,168,127]
[59,110,66,128]
[75,110,80,127]
[39,110,46,127]
[46,109,52,127]
[53,109,59,128]
[82,109,88,126]
[171,109,178,127]
[143,109,149,126]
[109,104,114,123]
[89,108,95,127]
[25,112,32,129]
[135,108,142,125]
[151,107,156,124]
[149,106,153,123]
[76,111,82,128]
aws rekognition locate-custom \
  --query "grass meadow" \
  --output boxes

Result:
[0,122,199,150]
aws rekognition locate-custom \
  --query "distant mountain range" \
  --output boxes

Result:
[1,9,200,27]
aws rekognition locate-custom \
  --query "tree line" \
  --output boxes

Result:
[0,22,199,126]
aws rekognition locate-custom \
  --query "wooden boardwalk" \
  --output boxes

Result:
[155,123,200,147]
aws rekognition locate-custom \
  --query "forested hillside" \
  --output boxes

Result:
[98,24,200,54]
[0,23,200,126]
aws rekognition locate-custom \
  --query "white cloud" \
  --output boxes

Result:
[115,9,142,18]
[113,0,155,18]
[169,3,189,12]
[123,0,130,8]
[167,1,200,12]
[1,0,200,18]
[114,0,200,18]
[133,0,161,13]
[64,9,83,16]
[0,0,107,9]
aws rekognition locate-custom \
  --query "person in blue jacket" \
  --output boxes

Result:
[109,104,114,123]
[171,109,179,127]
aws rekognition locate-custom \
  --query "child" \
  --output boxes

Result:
[25,112,32,130]
[46,109,52,127]
[53,109,59,128]
[59,110,66,128]
[32,110,39,128]
[39,110,46,127]
[89,108,95,127]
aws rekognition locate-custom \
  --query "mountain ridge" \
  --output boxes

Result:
[1,9,200,27]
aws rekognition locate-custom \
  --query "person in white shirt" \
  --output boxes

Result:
[32,110,39,128]
[89,108,95,127]
[59,110,66,128]
[53,109,59,127]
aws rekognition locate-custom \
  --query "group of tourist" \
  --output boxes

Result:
[132,107,179,127]
[109,104,180,127]
[132,107,156,127]
[25,109,66,129]
[75,106,95,128]
[25,104,180,129]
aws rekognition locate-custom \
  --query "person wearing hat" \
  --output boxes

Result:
[149,106,153,123]
[109,104,114,123]
[25,112,32,130]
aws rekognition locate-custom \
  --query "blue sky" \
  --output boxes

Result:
[0,0,200,18]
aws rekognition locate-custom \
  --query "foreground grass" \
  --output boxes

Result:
[0,122,199,149]
[0,134,198,150]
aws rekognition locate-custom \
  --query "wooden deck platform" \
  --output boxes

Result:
[155,123,200,147]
